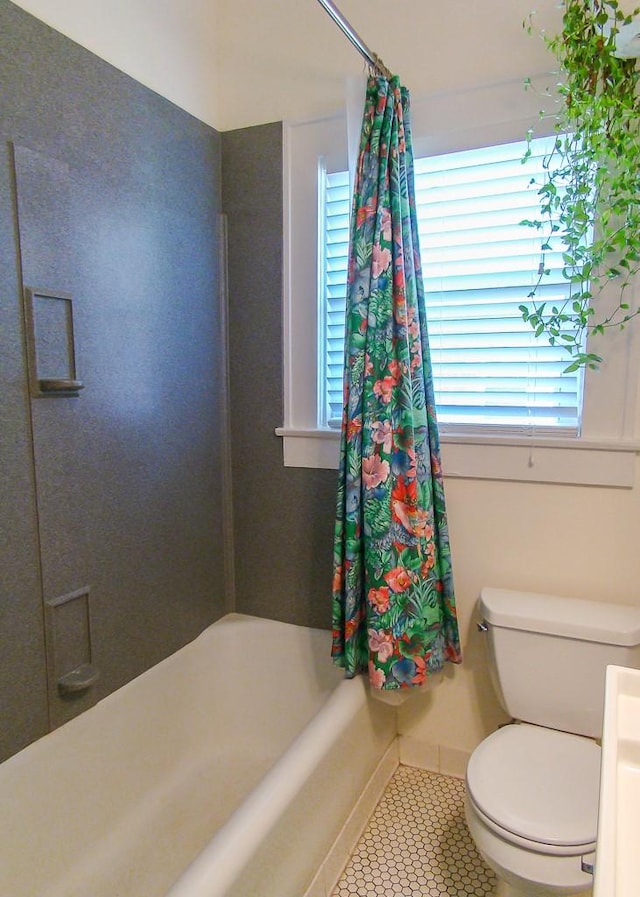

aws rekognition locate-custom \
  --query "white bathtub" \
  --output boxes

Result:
[0,613,396,897]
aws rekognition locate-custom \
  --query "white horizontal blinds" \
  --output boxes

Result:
[321,136,582,432]
[323,169,351,426]
[415,136,581,433]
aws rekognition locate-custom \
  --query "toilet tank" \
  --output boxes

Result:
[479,588,640,738]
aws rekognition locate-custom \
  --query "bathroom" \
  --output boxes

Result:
[1,0,640,894]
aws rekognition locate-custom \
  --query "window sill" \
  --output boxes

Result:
[275,428,639,488]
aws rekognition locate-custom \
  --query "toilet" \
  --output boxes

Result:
[465,587,640,897]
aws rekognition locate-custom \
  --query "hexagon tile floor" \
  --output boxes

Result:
[331,765,496,897]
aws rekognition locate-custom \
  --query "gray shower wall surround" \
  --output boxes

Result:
[0,1,227,761]
[221,125,339,631]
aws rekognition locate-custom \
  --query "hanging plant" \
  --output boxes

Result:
[521,0,640,371]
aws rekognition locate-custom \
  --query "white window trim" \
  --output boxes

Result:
[279,78,640,487]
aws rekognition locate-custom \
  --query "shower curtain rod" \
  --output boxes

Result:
[315,0,393,80]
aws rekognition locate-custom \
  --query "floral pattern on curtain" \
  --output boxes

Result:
[331,75,462,690]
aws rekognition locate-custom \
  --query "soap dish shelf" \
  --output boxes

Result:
[38,378,84,395]
[57,663,99,696]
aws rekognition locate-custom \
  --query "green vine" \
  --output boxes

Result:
[521,0,640,371]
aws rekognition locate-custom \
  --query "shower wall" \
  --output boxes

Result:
[0,1,226,761]
[222,124,337,630]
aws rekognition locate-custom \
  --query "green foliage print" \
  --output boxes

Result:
[331,76,462,690]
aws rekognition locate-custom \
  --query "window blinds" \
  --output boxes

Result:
[321,136,582,434]
[322,168,351,426]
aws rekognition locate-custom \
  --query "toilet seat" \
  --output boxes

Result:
[466,724,601,854]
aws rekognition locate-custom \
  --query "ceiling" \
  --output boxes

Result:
[11,0,563,131]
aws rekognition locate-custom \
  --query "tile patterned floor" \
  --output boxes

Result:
[332,765,496,897]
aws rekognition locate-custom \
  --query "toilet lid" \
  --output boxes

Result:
[466,724,601,848]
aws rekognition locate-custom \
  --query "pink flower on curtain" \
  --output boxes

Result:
[371,419,393,454]
[362,453,390,488]
[372,376,395,403]
[387,359,402,382]
[368,628,394,662]
[384,566,413,593]
[380,207,392,242]
[420,549,436,577]
[368,662,386,689]
[372,242,392,278]
[368,586,391,613]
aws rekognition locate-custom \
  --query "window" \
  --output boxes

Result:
[280,87,639,486]
[319,167,351,427]
[319,136,583,436]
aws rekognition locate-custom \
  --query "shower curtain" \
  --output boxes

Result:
[331,75,462,690]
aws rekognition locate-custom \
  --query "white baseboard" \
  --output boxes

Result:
[398,735,470,779]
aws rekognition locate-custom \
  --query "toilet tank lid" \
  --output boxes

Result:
[479,587,640,646]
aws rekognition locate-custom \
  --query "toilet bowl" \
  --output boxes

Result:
[466,587,640,897]
[465,723,599,896]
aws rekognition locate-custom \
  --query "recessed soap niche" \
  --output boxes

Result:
[44,586,99,714]
[23,286,84,397]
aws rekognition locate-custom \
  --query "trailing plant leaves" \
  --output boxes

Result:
[521,0,640,368]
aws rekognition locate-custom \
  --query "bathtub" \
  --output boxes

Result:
[0,613,396,897]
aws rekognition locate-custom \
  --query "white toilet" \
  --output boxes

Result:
[465,587,640,897]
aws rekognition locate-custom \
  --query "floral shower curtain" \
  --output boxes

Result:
[331,75,462,690]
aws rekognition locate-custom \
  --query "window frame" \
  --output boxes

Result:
[320,138,588,436]
[278,79,640,487]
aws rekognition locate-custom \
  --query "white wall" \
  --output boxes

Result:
[12,0,562,131]
[11,0,223,127]
[11,0,640,758]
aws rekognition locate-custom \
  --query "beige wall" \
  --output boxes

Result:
[12,0,640,756]
[400,471,640,755]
